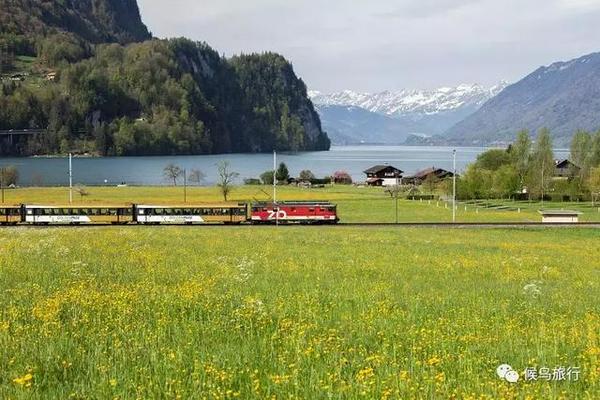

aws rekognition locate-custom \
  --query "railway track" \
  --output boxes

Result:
[1,222,599,228]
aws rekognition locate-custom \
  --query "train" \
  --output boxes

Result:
[0,201,339,225]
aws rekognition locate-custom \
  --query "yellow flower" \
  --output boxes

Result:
[426,356,442,367]
[13,373,33,387]
[109,378,117,387]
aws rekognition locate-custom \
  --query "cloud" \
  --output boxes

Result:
[136,0,600,92]
[373,0,481,19]
[558,0,600,11]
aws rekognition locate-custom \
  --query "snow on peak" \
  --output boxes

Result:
[309,82,509,116]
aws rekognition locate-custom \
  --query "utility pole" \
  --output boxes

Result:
[452,149,457,223]
[395,171,399,224]
[69,153,73,204]
[183,168,187,203]
[273,150,278,226]
[0,166,4,204]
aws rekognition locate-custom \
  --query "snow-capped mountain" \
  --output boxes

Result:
[309,83,508,145]
[309,82,508,117]
[446,52,600,146]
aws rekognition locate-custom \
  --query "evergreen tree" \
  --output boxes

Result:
[276,162,290,183]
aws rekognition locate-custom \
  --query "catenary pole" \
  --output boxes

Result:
[395,171,399,224]
[452,149,457,223]
[274,150,278,226]
[184,168,187,203]
[1,166,4,204]
[69,153,73,204]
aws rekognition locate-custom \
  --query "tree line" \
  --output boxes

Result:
[1,36,330,156]
[457,129,600,201]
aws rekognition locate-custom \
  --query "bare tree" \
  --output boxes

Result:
[217,161,239,201]
[188,169,206,186]
[163,164,183,186]
[384,185,402,198]
[75,185,90,200]
[0,166,19,186]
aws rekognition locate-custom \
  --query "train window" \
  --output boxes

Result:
[0,209,5,216]
[309,208,315,212]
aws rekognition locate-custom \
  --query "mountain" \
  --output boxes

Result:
[309,83,507,145]
[446,52,600,146]
[0,1,329,156]
[312,105,414,145]
[0,0,151,44]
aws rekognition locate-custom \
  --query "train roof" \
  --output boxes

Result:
[24,204,132,208]
[252,201,335,206]
[136,203,246,208]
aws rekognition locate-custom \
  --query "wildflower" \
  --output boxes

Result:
[13,373,33,387]
[426,356,442,367]
[523,283,542,298]
[356,367,375,382]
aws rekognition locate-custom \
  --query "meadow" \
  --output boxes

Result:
[0,226,599,399]
[3,184,600,223]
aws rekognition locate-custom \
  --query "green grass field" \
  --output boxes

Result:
[0,227,598,398]
[3,185,600,223]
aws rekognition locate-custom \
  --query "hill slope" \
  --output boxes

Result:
[446,52,600,146]
[0,0,151,44]
[0,0,329,156]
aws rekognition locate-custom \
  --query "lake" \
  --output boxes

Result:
[0,145,569,186]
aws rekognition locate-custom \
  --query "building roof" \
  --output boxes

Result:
[555,159,579,169]
[538,209,582,216]
[363,165,403,174]
[408,167,453,179]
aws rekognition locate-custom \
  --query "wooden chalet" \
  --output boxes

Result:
[363,165,403,186]
[404,167,454,185]
[554,159,579,178]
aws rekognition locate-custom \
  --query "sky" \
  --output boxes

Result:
[137,0,600,93]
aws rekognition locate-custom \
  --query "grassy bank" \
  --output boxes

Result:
[3,185,600,223]
[0,227,599,398]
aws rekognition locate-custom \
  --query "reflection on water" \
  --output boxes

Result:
[0,145,568,186]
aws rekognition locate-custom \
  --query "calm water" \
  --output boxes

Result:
[0,146,569,186]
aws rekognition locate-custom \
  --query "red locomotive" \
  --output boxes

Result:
[250,201,339,224]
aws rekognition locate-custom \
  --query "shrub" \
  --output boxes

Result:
[244,178,261,185]
[332,171,352,185]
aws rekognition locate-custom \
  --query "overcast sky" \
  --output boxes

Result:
[137,0,600,93]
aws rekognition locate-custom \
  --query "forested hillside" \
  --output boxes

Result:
[0,0,329,155]
[0,0,151,46]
